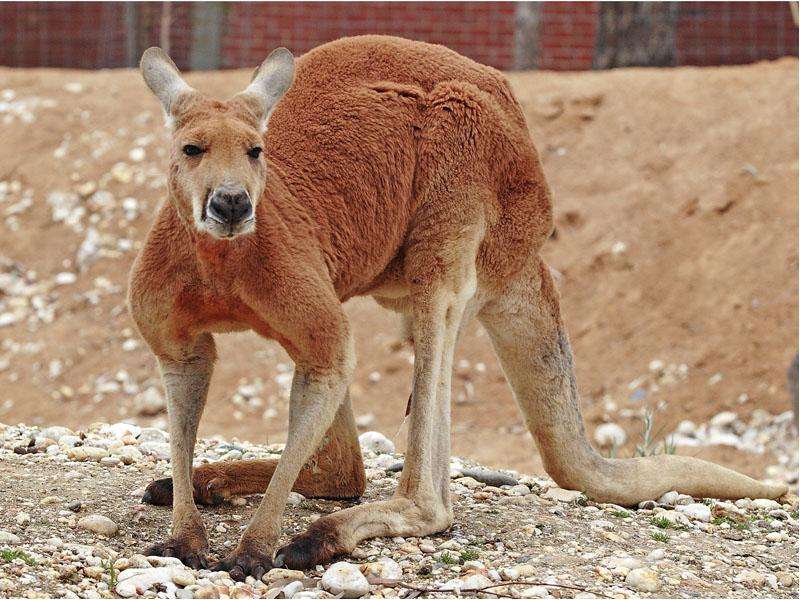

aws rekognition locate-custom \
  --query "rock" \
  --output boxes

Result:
[111,445,143,465]
[67,446,109,462]
[358,431,395,454]
[460,468,518,487]
[625,568,662,592]
[441,573,492,592]
[320,561,370,598]
[361,556,402,580]
[77,515,118,536]
[542,487,585,503]
[454,476,483,490]
[500,567,520,581]
[734,569,766,588]
[286,492,305,507]
[263,568,305,583]
[39,426,74,440]
[194,586,220,599]
[751,498,781,510]
[15,513,30,526]
[657,491,680,506]
[282,580,304,598]
[100,422,142,439]
[507,484,532,496]
[676,503,711,522]
[116,567,194,597]
[710,411,738,428]
[137,428,169,444]
[0,531,20,544]
[139,441,171,460]
[134,387,166,416]
[766,531,784,542]
[647,548,666,562]
[594,423,626,448]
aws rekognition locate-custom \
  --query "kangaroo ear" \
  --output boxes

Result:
[237,47,295,131]
[140,47,194,118]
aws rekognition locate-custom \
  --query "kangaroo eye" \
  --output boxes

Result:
[248,147,263,159]
[182,144,203,156]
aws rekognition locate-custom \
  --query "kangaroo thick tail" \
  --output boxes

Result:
[542,446,787,507]
[480,257,788,508]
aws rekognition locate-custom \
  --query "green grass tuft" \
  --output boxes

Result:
[0,549,36,566]
[650,531,670,543]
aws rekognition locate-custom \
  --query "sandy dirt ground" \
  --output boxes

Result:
[0,58,796,479]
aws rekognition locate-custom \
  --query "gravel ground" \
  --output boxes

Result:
[0,422,797,599]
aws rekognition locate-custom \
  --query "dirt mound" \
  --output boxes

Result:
[0,58,796,479]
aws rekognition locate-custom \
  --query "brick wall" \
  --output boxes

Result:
[538,2,599,70]
[221,2,516,71]
[0,2,796,72]
[676,2,798,66]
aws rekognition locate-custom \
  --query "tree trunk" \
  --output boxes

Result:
[593,2,678,69]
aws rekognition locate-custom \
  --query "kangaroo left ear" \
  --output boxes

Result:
[236,47,295,132]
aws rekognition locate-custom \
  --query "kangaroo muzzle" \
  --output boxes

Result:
[204,185,255,238]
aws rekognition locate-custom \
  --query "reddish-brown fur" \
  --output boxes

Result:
[131,35,786,577]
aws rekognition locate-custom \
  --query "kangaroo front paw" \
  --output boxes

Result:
[274,518,346,570]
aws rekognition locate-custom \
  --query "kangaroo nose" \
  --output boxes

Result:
[207,186,253,225]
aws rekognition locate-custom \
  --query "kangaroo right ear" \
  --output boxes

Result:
[140,47,194,119]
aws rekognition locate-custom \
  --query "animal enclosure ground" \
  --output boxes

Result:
[0,57,796,482]
[0,423,796,598]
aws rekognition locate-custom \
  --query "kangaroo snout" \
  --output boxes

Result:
[204,186,254,238]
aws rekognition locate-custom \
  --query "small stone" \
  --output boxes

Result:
[734,569,766,588]
[657,491,679,506]
[647,548,666,562]
[67,500,82,512]
[419,542,436,554]
[507,484,531,496]
[542,487,585,503]
[361,556,402,580]
[358,431,395,454]
[454,476,483,490]
[40,426,75,440]
[282,580,304,599]
[139,442,171,460]
[116,567,195,597]
[173,570,196,586]
[286,492,305,507]
[751,498,780,511]
[194,586,220,599]
[0,531,20,544]
[77,514,119,536]
[441,573,492,592]
[263,568,305,583]
[626,568,662,592]
[460,468,518,487]
[15,512,30,526]
[676,503,711,522]
[321,561,370,598]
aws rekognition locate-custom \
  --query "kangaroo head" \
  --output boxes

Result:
[140,47,294,239]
